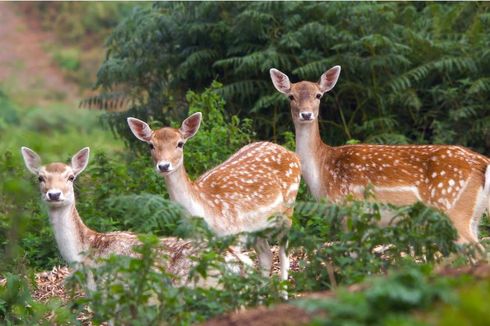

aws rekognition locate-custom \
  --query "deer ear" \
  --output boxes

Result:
[21,147,42,174]
[270,68,291,94]
[180,112,202,139]
[71,147,90,176]
[127,117,153,142]
[319,65,341,93]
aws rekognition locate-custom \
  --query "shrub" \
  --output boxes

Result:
[295,264,451,325]
[70,232,283,325]
[290,199,463,292]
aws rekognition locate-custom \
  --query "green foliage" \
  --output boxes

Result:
[71,233,283,325]
[290,200,462,292]
[182,81,255,174]
[0,90,19,127]
[103,194,187,235]
[51,48,81,72]
[293,266,490,326]
[425,278,490,325]
[93,2,489,154]
[0,94,123,162]
[296,264,450,325]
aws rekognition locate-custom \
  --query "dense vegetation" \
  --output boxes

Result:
[90,2,489,154]
[1,2,489,325]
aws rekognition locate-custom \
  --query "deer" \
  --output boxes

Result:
[20,146,248,290]
[270,65,490,246]
[127,112,302,287]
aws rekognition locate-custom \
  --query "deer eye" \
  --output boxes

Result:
[316,94,322,99]
[68,175,75,182]
[38,176,45,183]
[148,143,155,150]
[177,141,184,149]
[288,95,295,101]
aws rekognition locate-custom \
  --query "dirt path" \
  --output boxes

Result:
[0,3,79,106]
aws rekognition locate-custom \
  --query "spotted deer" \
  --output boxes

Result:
[21,146,246,289]
[270,66,490,245]
[127,113,301,284]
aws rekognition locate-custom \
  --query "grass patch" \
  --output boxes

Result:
[52,48,81,72]
[0,90,123,164]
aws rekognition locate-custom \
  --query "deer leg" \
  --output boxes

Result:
[275,222,291,282]
[254,237,272,277]
[448,206,481,249]
[278,239,289,282]
[86,269,97,292]
[447,175,487,244]
[446,178,488,258]
[276,214,292,300]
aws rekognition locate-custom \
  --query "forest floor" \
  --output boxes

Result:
[0,2,79,107]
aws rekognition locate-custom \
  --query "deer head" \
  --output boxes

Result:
[21,147,90,207]
[270,66,341,124]
[127,112,202,175]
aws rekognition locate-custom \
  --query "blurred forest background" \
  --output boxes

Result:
[1,2,489,324]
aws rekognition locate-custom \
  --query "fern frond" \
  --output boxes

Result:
[468,77,490,95]
[293,58,335,79]
[432,56,477,74]
[365,132,409,144]
[251,93,285,113]
[104,194,189,234]
[79,91,133,111]
[388,62,433,92]
[217,80,269,101]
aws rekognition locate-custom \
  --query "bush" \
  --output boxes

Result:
[69,232,283,325]
[296,264,450,325]
[289,199,465,292]
[92,2,490,154]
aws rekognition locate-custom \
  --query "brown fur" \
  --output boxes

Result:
[44,162,69,173]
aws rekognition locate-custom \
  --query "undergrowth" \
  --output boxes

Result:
[0,83,488,325]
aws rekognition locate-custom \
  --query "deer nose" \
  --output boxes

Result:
[158,163,170,172]
[300,112,313,120]
[47,191,61,201]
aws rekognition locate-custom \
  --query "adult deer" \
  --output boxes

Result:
[270,66,490,245]
[21,146,245,289]
[127,113,301,285]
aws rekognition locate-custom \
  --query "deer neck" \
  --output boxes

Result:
[47,203,93,264]
[294,119,329,198]
[164,165,206,217]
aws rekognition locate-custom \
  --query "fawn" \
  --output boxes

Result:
[127,113,301,284]
[21,146,246,289]
[270,65,490,245]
